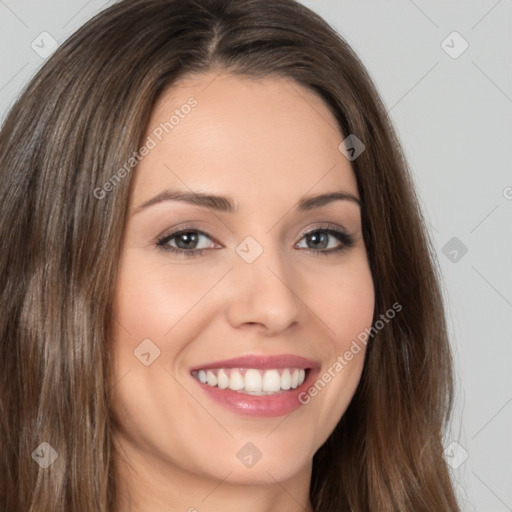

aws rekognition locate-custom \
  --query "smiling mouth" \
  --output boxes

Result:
[191,367,309,395]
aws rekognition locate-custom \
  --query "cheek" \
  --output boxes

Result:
[322,262,374,341]
[297,253,374,438]
[299,249,375,343]
[112,254,226,347]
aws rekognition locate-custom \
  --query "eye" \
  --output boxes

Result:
[295,228,355,254]
[156,226,355,258]
[157,228,219,256]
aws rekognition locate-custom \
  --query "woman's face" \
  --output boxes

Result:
[110,71,374,492]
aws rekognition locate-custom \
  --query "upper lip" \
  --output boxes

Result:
[190,354,320,372]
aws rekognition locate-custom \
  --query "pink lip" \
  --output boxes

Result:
[190,354,321,418]
[190,353,318,371]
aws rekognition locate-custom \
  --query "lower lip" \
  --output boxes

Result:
[191,368,320,417]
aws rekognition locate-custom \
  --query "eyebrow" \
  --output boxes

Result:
[133,188,361,214]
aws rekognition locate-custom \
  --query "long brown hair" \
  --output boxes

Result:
[0,0,459,510]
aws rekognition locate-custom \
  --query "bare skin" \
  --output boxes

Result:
[110,70,375,512]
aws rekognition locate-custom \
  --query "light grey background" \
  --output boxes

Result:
[1,1,511,510]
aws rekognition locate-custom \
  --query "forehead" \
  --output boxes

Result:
[130,71,359,207]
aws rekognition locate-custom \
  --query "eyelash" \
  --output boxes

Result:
[156,224,355,258]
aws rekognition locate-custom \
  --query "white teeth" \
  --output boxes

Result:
[193,367,308,395]
[290,369,299,388]
[228,370,245,391]
[281,369,291,390]
[217,369,229,389]
[206,370,217,386]
[245,369,263,392]
[262,369,281,392]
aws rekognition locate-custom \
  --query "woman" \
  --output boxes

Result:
[0,0,460,510]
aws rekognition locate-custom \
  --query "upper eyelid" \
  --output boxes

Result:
[158,228,220,246]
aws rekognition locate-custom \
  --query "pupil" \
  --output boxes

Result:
[308,232,327,249]
[176,231,198,249]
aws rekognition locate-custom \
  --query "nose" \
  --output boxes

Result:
[224,245,302,335]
